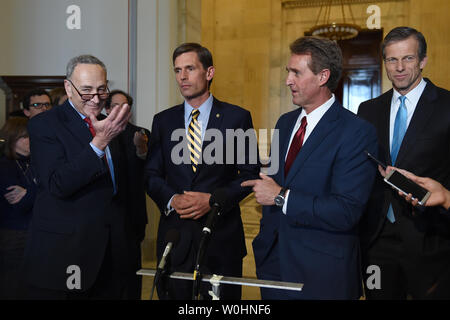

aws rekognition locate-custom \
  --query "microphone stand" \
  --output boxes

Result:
[192,234,210,300]
[192,203,220,300]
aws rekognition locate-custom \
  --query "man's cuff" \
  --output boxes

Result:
[90,142,105,158]
[165,195,176,216]
[282,190,290,215]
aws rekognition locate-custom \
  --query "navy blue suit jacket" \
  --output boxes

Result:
[253,100,378,299]
[146,97,260,277]
[24,101,130,292]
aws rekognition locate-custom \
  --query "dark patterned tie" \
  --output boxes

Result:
[285,116,307,177]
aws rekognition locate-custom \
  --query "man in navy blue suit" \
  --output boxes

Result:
[24,55,132,299]
[242,37,378,299]
[145,43,260,300]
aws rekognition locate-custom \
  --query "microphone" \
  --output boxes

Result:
[202,188,228,236]
[193,188,228,299]
[151,229,180,299]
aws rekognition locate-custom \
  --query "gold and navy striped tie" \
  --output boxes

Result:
[187,109,202,172]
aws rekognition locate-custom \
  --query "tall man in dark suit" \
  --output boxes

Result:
[358,27,450,299]
[146,43,260,300]
[242,36,378,299]
[105,90,150,300]
[24,55,132,299]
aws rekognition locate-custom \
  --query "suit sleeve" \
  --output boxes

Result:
[357,101,371,122]
[28,117,107,199]
[145,114,178,212]
[221,110,261,211]
[286,123,378,232]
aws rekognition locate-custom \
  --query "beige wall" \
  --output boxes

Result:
[202,0,450,129]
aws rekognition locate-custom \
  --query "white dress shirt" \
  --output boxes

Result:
[389,78,427,151]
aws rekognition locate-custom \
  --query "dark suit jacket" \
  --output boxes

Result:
[145,97,260,279]
[358,78,450,250]
[24,101,130,292]
[117,123,150,244]
[253,100,378,299]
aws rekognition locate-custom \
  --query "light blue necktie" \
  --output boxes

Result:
[387,96,407,223]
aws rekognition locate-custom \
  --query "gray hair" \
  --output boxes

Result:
[66,54,107,79]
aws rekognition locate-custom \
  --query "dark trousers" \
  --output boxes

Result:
[255,237,288,300]
[26,237,123,300]
[0,229,28,299]
[363,216,450,299]
[120,240,143,300]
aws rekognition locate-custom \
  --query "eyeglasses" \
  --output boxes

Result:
[29,103,51,109]
[67,79,110,101]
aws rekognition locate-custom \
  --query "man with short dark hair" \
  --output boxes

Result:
[358,26,450,299]
[22,89,52,118]
[146,42,260,300]
[24,54,132,299]
[242,36,378,299]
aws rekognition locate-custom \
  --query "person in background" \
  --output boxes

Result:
[105,90,150,300]
[49,87,68,107]
[0,117,38,299]
[22,89,52,118]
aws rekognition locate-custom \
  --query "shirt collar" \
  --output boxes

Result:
[68,99,87,120]
[392,78,427,107]
[184,94,213,120]
[299,94,335,127]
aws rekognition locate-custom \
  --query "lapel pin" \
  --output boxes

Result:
[216,113,220,118]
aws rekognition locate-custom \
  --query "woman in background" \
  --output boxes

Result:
[0,117,37,299]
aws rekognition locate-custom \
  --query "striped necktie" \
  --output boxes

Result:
[187,109,202,173]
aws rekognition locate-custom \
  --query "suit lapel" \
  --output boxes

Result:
[61,102,93,145]
[279,108,301,186]
[395,80,438,166]
[378,90,393,165]
[285,101,340,186]
[108,136,121,188]
[193,97,224,180]
[171,103,196,182]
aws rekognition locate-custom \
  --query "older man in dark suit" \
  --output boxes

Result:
[358,27,450,299]
[24,55,131,299]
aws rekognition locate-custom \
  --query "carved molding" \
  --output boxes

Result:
[282,0,406,8]
[0,75,65,117]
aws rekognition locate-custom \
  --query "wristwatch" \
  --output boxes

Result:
[274,187,288,207]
